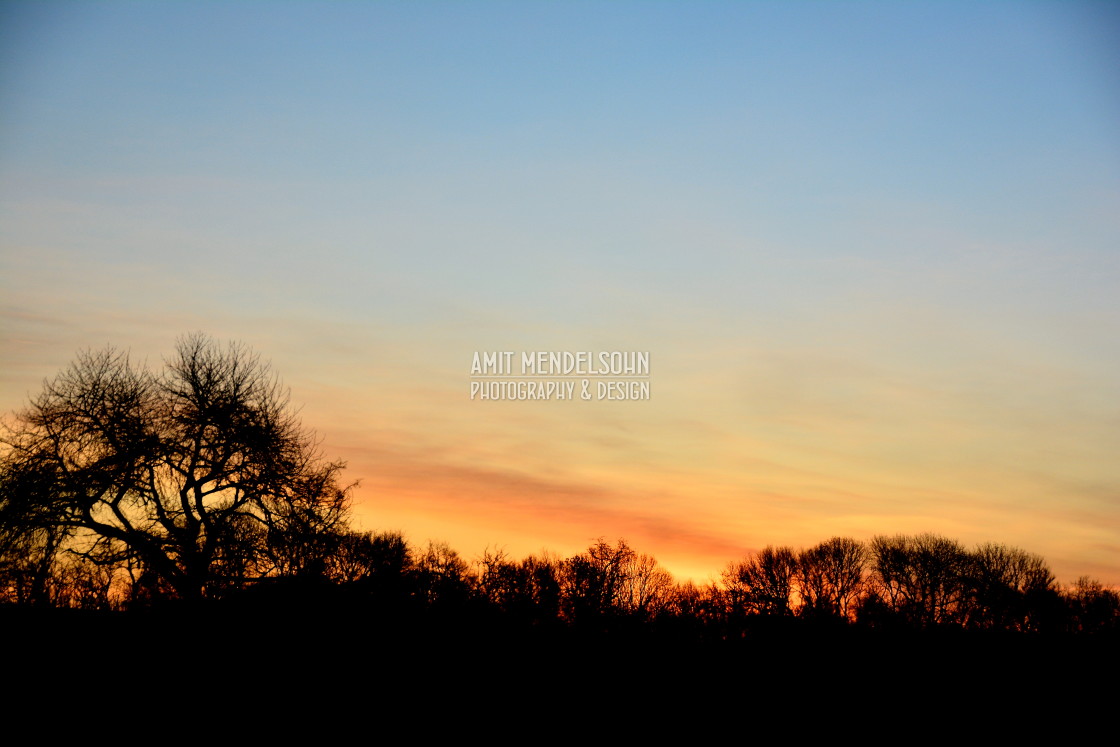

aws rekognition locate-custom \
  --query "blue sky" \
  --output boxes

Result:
[2,1,1118,581]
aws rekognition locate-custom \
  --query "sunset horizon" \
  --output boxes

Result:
[3,1,1118,591]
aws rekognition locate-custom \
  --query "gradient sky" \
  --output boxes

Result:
[2,1,1118,584]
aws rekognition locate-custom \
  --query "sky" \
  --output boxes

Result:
[2,0,1118,584]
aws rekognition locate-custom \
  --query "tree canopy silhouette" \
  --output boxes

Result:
[1,338,1116,640]
[0,333,352,602]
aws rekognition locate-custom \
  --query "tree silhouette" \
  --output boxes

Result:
[965,542,1056,632]
[0,333,352,602]
[414,539,471,607]
[325,529,411,584]
[561,538,637,621]
[3,339,1116,644]
[0,457,73,604]
[797,537,867,619]
[618,551,675,618]
[722,545,798,617]
[1067,576,1120,633]
[869,533,970,627]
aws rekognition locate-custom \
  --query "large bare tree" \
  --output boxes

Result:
[0,333,352,601]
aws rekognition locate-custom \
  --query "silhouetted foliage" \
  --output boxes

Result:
[3,340,1118,648]
[869,533,971,627]
[0,452,74,605]
[797,537,867,619]
[964,542,1057,632]
[476,547,563,622]
[0,334,352,602]
[1066,576,1120,634]
[723,545,798,617]
[327,529,411,584]
[619,550,675,618]
[521,552,563,622]
[414,539,472,608]
[559,538,633,622]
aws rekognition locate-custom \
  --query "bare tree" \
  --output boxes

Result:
[326,529,411,584]
[1065,576,1120,633]
[414,539,472,606]
[722,545,798,617]
[797,537,867,619]
[965,542,1056,631]
[619,551,675,618]
[0,333,352,602]
[869,533,970,627]
[561,538,636,620]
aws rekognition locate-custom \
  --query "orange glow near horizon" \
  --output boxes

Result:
[3,313,1117,588]
[3,0,1119,595]
[291,334,1120,587]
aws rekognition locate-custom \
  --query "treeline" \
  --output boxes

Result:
[2,336,1117,648]
[4,526,1117,638]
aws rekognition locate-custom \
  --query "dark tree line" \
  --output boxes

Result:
[4,518,1117,638]
[2,336,1118,641]
[718,534,1096,633]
